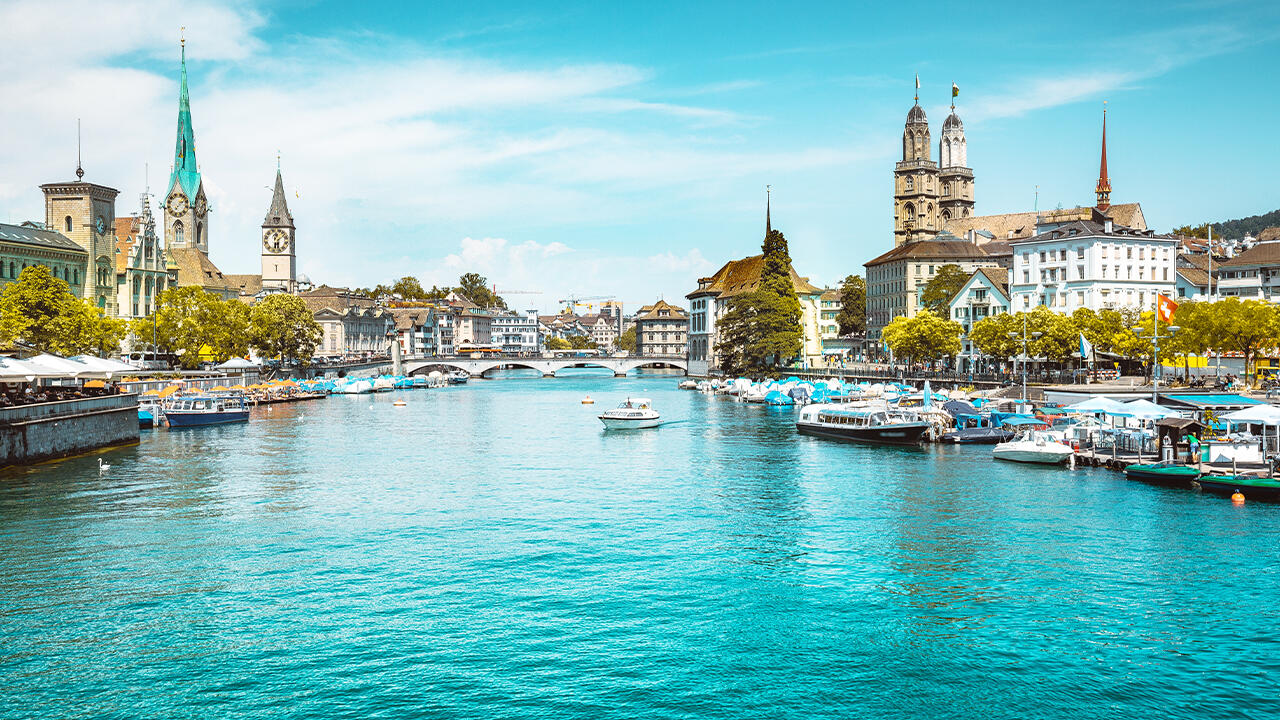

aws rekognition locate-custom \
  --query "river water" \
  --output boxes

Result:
[2,370,1278,719]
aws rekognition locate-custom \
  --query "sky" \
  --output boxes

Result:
[2,0,1278,314]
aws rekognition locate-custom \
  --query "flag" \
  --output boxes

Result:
[915,74,920,90]
[1079,333,1094,362]
[952,82,959,98]
[1157,293,1178,323]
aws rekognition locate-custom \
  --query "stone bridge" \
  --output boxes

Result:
[402,355,687,378]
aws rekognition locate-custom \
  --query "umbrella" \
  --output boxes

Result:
[1120,399,1180,420]
[1065,396,1129,414]
[216,357,259,369]
[68,355,140,374]
[22,354,92,378]
[83,379,106,389]
[0,356,41,381]
[1221,405,1280,425]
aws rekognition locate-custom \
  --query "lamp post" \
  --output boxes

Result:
[1134,321,1179,403]
[1008,314,1042,402]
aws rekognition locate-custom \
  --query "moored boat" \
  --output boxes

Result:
[447,370,470,385]
[1123,461,1201,486]
[163,394,250,428]
[599,398,660,429]
[992,431,1074,464]
[940,426,1015,444]
[138,396,164,429]
[795,404,930,446]
[1195,474,1280,501]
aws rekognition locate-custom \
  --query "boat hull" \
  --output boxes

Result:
[599,416,661,430]
[941,428,1015,444]
[992,447,1073,464]
[796,421,930,447]
[1123,465,1201,486]
[1196,475,1280,501]
[165,410,250,428]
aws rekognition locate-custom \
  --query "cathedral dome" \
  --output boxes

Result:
[943,112,963,130]
[906,104,927,124]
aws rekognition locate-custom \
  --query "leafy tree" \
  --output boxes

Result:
[390,276,427,301]
[147,286,250,369]
[546,337,571,350]
[835,274,866,336]
[615,326,636,353]
[1171,223,1214,239]
[881,308,962,362]
[455,272,508,309]
[919,264,969,314]
[969,313,1021,361]
[714,229,804,375]
[1212,298,1279,378]
[0,265,124,355]
[568,334,597,350]
[251,293,324,365]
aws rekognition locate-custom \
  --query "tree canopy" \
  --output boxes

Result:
[881,309,962,362]
[0,265,126,355]
[919,264,970,314]
[134,286,251,369]
[835,274,866,336]
[714,229,804,376]
[615,326,636,353]
[250,293,324,365]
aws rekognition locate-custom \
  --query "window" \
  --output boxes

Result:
[943,182,951,196]
[905,176,914,191]
[1076,247,1085,259]
[1040,251,1046,262]
[1127,247,1133,259]
[173,221,185,246]
[1077,265,1084,279]
[65,216,73,232]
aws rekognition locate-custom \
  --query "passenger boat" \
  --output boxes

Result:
[138,396,164,429]
[795,404,931,446]
[599,398,661,429]
[1196,474,1280,501]
[1123,461,1201,485]
[992,430,1074,464]
[940,426,1015,444]
[163,394,250,428]
[448,370,470,385]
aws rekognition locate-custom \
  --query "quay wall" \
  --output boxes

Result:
[0,394,139,467]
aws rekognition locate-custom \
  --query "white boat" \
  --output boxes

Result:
[372,377,395,393]
[992,430,1074,464]
[336,379,374,394]
[598,398,661,429]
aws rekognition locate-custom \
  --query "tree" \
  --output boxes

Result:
[919,264,969,314]
[251,293,324,365]
[455,272,508,309]
[0,265,125,355]
[969,313,1021,362]
[390,276,427,301]
[835,274,866,336]
[714,229,804,375]
[881,309,962,362]
[615,326,636,353]
[148,286,251,369]
[1211,298,1280,379]
[546,337,571,350]
[568,334,597,350]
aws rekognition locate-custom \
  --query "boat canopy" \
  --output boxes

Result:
[1221,405,1280,425]
[1065,396,1129,414]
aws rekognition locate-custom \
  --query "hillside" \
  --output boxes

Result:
[1210,209,1280,239]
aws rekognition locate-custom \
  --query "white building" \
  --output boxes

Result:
[1217,240,1280,299]
[492,310,541,355]
[949,267,1010,373]
[1008,217,1177,313]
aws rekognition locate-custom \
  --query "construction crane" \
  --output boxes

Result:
[492,285,542,295]
[558,294,615,314]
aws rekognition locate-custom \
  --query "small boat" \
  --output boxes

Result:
[992,430,1074,464]
[599,398,660,429]
[138,396,164,429]
[1196,474,1280,501]
[163,394,250,428]
[372,377,395,393]
[940,426,1015,444]
[795,404,931,446]
[1124,461,1201,486]
[447,370,470,385]
[335,379,374,394]
[678,380,698,390]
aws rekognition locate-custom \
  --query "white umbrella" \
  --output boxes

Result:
[66,355,139,377]
[1066,396,1129,414]
[23,353,89,378]
[1121,398,1180,420]
[0,356,41,381]
[216,357,259,369]
[1221,405,1280,425]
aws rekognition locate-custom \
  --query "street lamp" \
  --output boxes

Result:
[1134,322,1180,403]
[1008,314,1042,403]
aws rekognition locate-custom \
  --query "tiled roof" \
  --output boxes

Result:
[1179,253,1212,272]
[114,216,141,273]
[298,285,377,314]
[1221,241,1280,268]
[224,274,263,297]
[0,222,86,254]
[865,239,990,266]
[390,306,433,331]
[701,254,821,298]
[635,299,687,321]
[1177,267,1210,288]
[943,202,1146,243]
[168,247,233,293]
[1008,219,1170,245]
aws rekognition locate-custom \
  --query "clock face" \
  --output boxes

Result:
[263,229,288,253]
[194,195,208,217]
[166,192,189,216]
[94,217,106,235]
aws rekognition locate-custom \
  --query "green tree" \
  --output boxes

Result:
[0,265,126,355]
[455,272,508,309]
[969,313,1021,361]
[568,334,597,350]
[390,276,427,301]
[149,286,250,369]
[1211,298,1280,379]
[615,326,636,353]
[546,336,571,350]
[919,264,969,314]
[881,308,962,362]
[714,229,804,375]
[251,293,324,365]
[835,274,866,336]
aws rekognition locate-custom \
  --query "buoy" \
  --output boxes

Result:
[393,399,407,407]
[581,395,595,405]
[1232,491,1246,504]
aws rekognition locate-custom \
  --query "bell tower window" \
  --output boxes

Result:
[64,216,73,232]
[173,221,184,246]
[905,176,914,191]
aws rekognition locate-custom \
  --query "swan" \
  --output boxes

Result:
[98,457,111,473]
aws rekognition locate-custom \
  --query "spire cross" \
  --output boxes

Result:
[75,118,84,181]
[765,185,772,234]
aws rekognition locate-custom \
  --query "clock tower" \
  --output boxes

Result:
[261,167,296,293]
[164,39,210,253]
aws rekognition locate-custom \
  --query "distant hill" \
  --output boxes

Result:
[1209,209,1280,239]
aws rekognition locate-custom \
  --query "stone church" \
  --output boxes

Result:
[893,87,975,246]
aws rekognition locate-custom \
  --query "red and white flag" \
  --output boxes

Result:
[1157,293,1178,323]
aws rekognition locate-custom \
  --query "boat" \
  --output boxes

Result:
[940,426,1015,444]
[678,380,698,390]
[992,430,1074,464]
[372,377,395,393]
[1196,474,1280,501]
[163,394,250,428]
[1123,461,1201,485]
[599,398,661,429]
[447,370,470,385]
[335,379,374,394]
[795,404,931,446]
[138,396,164,429]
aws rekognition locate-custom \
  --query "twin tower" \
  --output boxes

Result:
[893,89,974,246]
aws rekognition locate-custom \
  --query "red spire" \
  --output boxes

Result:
[1095,105,1111,212]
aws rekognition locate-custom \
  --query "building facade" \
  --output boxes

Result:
[1217,241,1280,299]
[39,177,119,315]
[300,285,394,358]
[864,236,1000,344]
[633,300,688,357]
[893,88,974,247]
[491,310,540,355]
[948,267,1010,372]
[261,169,297,294]
[0,222,88,295]
[113,196,174,321]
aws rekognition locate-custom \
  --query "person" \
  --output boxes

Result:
[1185,433,1201,464]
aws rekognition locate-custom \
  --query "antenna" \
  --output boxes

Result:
[76,119,84,181]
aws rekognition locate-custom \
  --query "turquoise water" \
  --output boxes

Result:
[2,370,1279,719]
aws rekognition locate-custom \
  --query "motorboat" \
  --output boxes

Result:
[992,430,1074,464]
[138,396,164,429]
[1196,474,1280,501]
[448,370,470,385]
[372,377,395,393]
[599,398,661,429]
[163,394,250,428]
[678,380,698,390]
[940,426,1015,444]
[795,404,931,446]
[336,379,374,394]
[1124,461,1201,486]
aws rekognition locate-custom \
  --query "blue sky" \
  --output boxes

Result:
[2,0,1277,313]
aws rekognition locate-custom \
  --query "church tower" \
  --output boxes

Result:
[163,39,210,253]
[39,142,119,316]
[938,87,975,224]
[893,78,941,246]
[260,165,296,293]
[1095,105,1112,212]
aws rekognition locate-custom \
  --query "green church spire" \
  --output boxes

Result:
[168,39,201,198]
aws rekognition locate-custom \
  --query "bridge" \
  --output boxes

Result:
[402,355,687,378]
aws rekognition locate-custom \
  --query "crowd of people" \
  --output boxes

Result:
[0,382,122,408]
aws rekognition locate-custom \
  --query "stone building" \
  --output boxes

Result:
[113,195,176,321]
[300,285,394,358]
[39,173,119,315]
[633,300,688,357]
[0,222,87,295]
[893,85,974,247]
[865,235,1000,345]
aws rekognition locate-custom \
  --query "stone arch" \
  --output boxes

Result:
[173,220,184,246]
